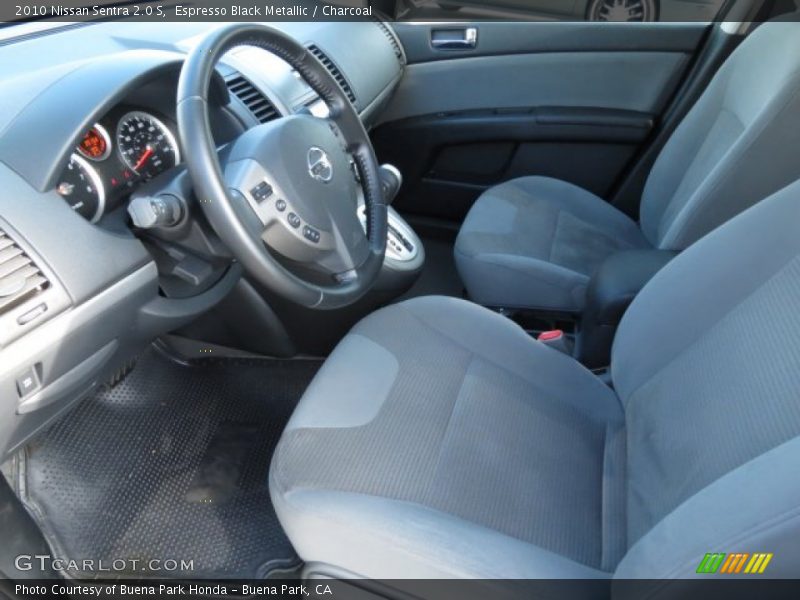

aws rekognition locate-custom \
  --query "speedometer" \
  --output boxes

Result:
[116,111,180,180]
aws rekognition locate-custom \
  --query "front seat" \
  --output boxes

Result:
[270,177,800,582]
[454,21,800,312]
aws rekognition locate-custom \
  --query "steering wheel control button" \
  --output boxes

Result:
[250,181,273,203]
[275,198,287,212]
[303,225,321,243]
[287,212,302,228]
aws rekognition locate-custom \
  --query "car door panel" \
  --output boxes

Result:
[373,22,710,225]
[375,107,654,219]
[392,21,707,64]
[379,51,689,121]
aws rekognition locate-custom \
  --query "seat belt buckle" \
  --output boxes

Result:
[537,330,573,355]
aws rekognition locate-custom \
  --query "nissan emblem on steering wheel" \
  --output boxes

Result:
[307,147,333,183]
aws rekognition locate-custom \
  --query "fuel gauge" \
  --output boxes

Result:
[57,154,106,222]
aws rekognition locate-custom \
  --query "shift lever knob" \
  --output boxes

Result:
[378,164,402,205]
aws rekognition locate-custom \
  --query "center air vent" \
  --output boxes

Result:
[226,75,280,124]
[306,45,358,106]
[374,21,405,65]
[0,228,50,315]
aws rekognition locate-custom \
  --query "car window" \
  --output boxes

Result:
[390,0,731,22]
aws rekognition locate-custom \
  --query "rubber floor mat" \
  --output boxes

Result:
[15,347,321,580]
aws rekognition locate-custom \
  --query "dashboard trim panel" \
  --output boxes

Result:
[0,261,158,458]
[0,50,187,193]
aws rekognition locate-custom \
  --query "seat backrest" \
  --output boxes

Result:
[639,21,800,251]
[611,179,800,579]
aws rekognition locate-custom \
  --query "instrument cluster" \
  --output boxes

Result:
[57,107,180,222]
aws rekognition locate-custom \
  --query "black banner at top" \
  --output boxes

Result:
[0,0,796,24]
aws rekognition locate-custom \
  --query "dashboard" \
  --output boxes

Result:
[36,22,404,225]
[59,108,181,222]
[0,20,405,460]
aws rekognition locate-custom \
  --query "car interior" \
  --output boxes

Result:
[1,0,800,594]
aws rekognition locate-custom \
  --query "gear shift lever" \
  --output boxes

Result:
[357,164,418,262]
[379,164,402,204]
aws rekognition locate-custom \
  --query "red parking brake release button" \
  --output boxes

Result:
[538,330,563,342]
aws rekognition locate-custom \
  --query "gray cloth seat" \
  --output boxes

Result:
[455,22,800,312]
[270,178,800,582]
[455,176,649,311]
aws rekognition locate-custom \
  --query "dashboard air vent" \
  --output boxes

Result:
[0,228,49,315]
[375,21,405,65]
[306,45,357,106]
[226,75,279,124]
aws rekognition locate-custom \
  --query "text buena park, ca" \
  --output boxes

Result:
[16,584,334,597]
[15,3,372,19]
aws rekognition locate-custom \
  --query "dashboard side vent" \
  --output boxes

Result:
[306,44,358,106]
[226,75,279,124]
[375,21,405,65]
[0,228,50,315]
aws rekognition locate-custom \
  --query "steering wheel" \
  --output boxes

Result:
[176,24,387,309]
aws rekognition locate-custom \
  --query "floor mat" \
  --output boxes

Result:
[15,347,321,580]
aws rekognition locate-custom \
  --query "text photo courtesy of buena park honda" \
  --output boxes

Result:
[1,0,800,599]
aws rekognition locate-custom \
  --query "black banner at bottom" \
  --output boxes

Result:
[3,578,800,600]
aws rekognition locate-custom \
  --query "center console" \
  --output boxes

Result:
[577,249,677,368]
[355,164,424,293]
[358,205,419,264]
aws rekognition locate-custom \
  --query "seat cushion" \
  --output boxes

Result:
[270,296,626,578]
[454,176,649,312]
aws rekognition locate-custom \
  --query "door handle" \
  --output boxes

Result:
[431,27,478,50]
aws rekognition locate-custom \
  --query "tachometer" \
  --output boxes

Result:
[56,154,106,222]
[116,111,180,180]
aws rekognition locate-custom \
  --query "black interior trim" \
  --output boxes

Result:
[381,106,654,144]
[0,468,56,579]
